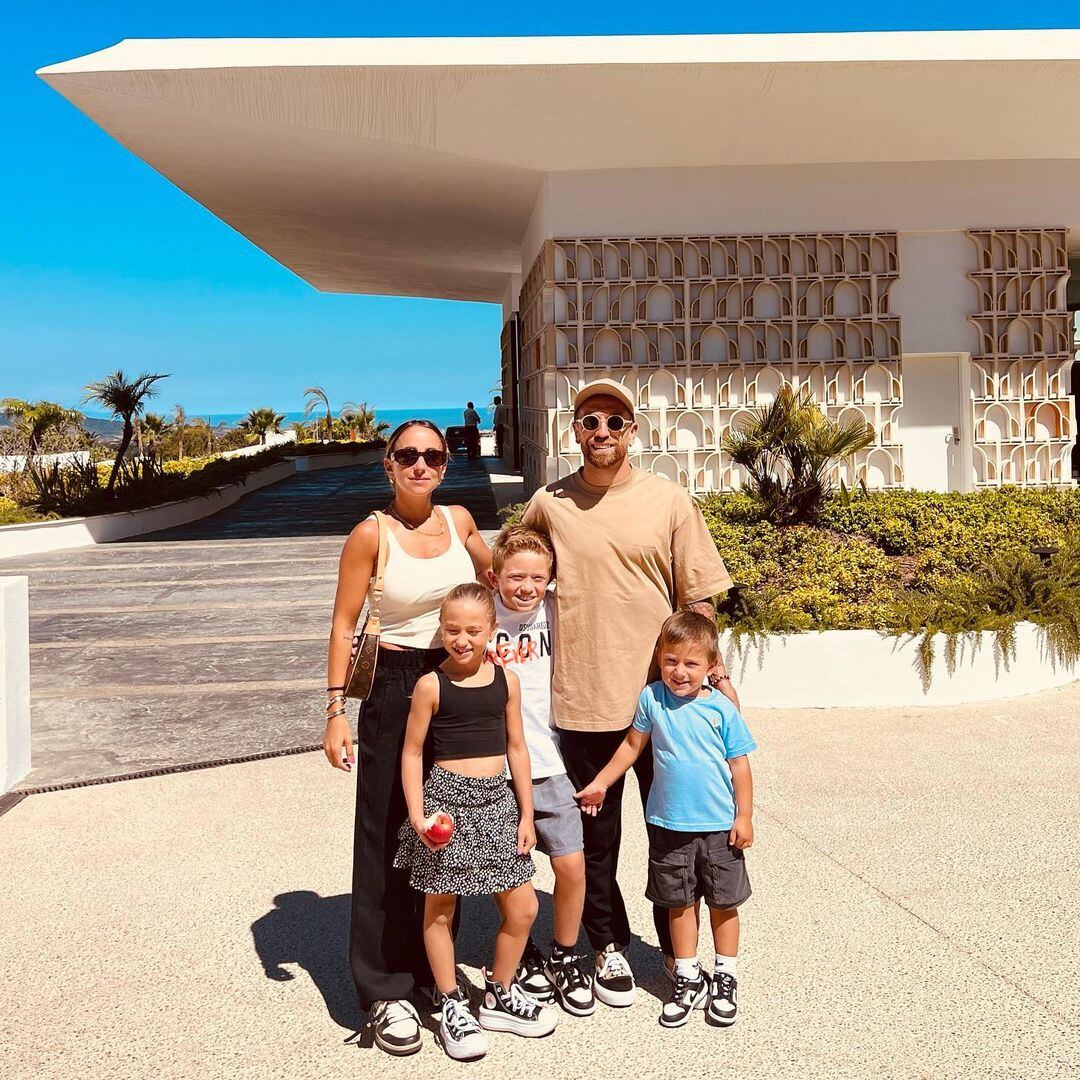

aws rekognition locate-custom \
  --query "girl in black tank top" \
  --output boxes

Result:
[395,584,556,1047]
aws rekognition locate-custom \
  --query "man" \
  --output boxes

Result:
[463,401,482,460]
[492,395,508,459]
[522,377,738,1007]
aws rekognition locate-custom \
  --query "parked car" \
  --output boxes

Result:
[445,426,471,454]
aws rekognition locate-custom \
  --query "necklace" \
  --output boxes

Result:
[386,505,444,537]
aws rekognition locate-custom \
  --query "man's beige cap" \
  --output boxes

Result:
[572,378,636,416]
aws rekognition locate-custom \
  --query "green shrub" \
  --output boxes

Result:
[0,496,43,525]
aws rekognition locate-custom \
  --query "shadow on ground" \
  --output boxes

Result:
[251,885,667,1037]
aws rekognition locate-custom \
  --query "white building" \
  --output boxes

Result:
[39,31,1080,493]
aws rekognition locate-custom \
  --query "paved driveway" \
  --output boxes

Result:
[2,458,499,789]
[1,681,1078,1078]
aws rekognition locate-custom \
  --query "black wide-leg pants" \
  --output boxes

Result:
[559,727,674,958]
[348,647,445,1010]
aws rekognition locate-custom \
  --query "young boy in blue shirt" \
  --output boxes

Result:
[576,611,755,1029]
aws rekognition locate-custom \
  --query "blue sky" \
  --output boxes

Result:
[2,2,1071,416]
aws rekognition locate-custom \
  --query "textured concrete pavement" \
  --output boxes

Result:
[2,458,499,789]
[2,681,1079,1079]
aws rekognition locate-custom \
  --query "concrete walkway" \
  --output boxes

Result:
[2,458,499,789]
[2,682,1078,1079]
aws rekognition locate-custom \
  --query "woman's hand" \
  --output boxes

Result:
[517,817,537,855]
[323,712,355,772]
[574,780,608,817]
[413,816,451,852]
[729,814,754,850]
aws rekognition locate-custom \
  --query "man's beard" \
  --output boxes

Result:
[582,441,627,469]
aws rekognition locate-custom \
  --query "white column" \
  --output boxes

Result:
[1,576,31,793]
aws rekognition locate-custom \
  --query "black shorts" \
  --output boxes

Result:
[645,824,752,910]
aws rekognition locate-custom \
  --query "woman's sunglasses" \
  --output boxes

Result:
[575,412,632,433]
[390,447,448,467]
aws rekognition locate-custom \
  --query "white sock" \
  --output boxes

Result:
[674,957,701,979]
[714,953,737,978]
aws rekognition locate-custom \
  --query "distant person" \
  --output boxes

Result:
[492,395,508,459]
[323,419,492,1057]
[463,401,481,460]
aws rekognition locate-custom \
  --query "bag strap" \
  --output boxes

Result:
[366,511,389,631]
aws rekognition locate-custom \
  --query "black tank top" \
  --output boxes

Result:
[431,666,508,760]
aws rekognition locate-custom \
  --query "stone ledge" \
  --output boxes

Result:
[1,576,30,793]
[723,621,1078,708]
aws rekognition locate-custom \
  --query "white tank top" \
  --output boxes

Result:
[377,506,477,649]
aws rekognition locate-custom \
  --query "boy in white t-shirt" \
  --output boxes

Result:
[485,525,594,1017]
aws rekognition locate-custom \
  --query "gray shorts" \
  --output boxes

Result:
[532,774,584,859]
[646,824,752,910]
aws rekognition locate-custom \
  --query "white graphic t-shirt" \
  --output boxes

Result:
[487,594,562,778]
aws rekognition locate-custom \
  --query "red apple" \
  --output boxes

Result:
[424,812,455,845]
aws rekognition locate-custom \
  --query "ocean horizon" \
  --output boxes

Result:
[81,405,494,432]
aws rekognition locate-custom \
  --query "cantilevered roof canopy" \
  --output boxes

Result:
[38,31,1080,303]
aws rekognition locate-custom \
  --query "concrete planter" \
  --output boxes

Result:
[1,576,30,793]
[0,449,385,560]
[0,462,292,559]
[722,621,1077,708]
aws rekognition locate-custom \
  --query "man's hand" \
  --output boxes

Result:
[574,780,608,817]
[729,814,754,850]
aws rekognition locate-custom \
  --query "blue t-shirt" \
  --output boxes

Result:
[632,681,756,832]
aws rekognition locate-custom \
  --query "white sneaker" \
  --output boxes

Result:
[369,998,422,1056]
[478,974,559,1037]
[594,944,636,1007]
[439,989,488,1061]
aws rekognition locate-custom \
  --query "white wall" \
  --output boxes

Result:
[0,577,30,793]
[521,175,552,274]
[0,451,92,472]
[545,159,1080,239]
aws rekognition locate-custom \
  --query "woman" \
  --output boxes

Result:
[323,419,491,1056]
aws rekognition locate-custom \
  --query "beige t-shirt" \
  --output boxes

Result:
[522,467,732,732]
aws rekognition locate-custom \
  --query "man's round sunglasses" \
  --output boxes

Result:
[575,412,632,433]
[390,447,448,467]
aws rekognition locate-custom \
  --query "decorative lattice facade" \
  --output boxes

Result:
[512,233,906,494]
[966,228,1076,487]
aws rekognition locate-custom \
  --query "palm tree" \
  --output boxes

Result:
[289,421,309,443]
[303,386,334,442]
[1,398,82,457]
[141,412,168,461]
[340,401,390,442]
[171,404,188,459]
[239,407,285,445]
[82,371,170,495]
[721,385,876,526]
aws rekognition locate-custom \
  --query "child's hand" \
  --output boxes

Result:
[517,818,536,855]
[413,817,451,852]
[574,780,607,817]
[729,815,754,850]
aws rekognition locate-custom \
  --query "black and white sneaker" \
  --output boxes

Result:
[707,971,738,1027]
[594,944,636,1007]
[478,974,559,1037]
[544,950,596,1016]
[659,970,708,1029]
[369,998,422,1056]
[516,938,556,1003]
[438,989,488,1061]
